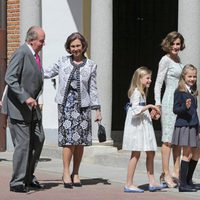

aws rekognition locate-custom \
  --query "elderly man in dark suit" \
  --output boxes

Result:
[2,26,45,192]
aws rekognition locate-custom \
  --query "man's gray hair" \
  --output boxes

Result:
[25,26,41,42]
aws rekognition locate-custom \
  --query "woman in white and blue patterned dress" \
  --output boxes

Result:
[44,32,102,188]
[154,31,185,187]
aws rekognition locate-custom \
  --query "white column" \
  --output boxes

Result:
[90,0,113,145]
[20,0,41,43]
[178,0,200,113]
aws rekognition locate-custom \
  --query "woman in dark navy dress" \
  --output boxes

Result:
[44,32,102,188]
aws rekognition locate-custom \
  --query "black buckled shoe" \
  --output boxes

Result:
[187,180,200,190]
[10,185,29,193]
[179,184,197,192]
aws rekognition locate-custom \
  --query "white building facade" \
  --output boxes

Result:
[9,0,200,148]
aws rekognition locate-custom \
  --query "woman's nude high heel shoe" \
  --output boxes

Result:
[160,172,177,188]
[159,172,165,184]
[164,175,177,188]
[172,173,180,186]
[159,172,167,188]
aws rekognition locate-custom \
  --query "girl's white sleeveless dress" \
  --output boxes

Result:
[122,88,157,151]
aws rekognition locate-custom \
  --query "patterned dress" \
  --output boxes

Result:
[154,55,183,143]
[58,64,92,146]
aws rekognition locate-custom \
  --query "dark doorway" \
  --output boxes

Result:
[112,0,178,146]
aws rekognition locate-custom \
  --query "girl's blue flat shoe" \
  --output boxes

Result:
[124,186,144,193]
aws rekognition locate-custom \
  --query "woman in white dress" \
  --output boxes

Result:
[153,31,185,187]
[122,67,162,193]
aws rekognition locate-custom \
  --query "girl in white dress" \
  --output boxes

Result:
[123,67,162,193]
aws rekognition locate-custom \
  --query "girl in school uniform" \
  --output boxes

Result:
[172,64,200,192]
[122,67,163,193]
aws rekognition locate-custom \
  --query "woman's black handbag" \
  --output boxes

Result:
[97,122,106,143]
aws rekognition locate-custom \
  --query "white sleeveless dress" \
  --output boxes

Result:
[122,88,157,151]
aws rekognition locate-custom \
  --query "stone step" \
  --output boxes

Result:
[41,145,200,180]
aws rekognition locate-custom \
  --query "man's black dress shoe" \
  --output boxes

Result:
[179,185,197,192]
[10,185,29,193]
[29,181,44,189]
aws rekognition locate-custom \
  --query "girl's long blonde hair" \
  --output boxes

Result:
[128,66,152,98]
[177,64,198,96]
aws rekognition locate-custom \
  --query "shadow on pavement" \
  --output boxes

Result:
[0,158,10,162]
[42,182,60,189]
[139,183,150,191]
[39,158,52,162]
[81,178,111,185]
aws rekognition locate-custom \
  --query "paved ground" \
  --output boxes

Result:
[0,146,200,200]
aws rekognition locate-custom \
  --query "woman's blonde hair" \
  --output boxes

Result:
[128,66,152,98]
[177,64,198,96]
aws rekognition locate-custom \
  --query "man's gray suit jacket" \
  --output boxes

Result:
[2,43,43,122]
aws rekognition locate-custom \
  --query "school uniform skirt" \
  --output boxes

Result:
[171,126,200,147]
